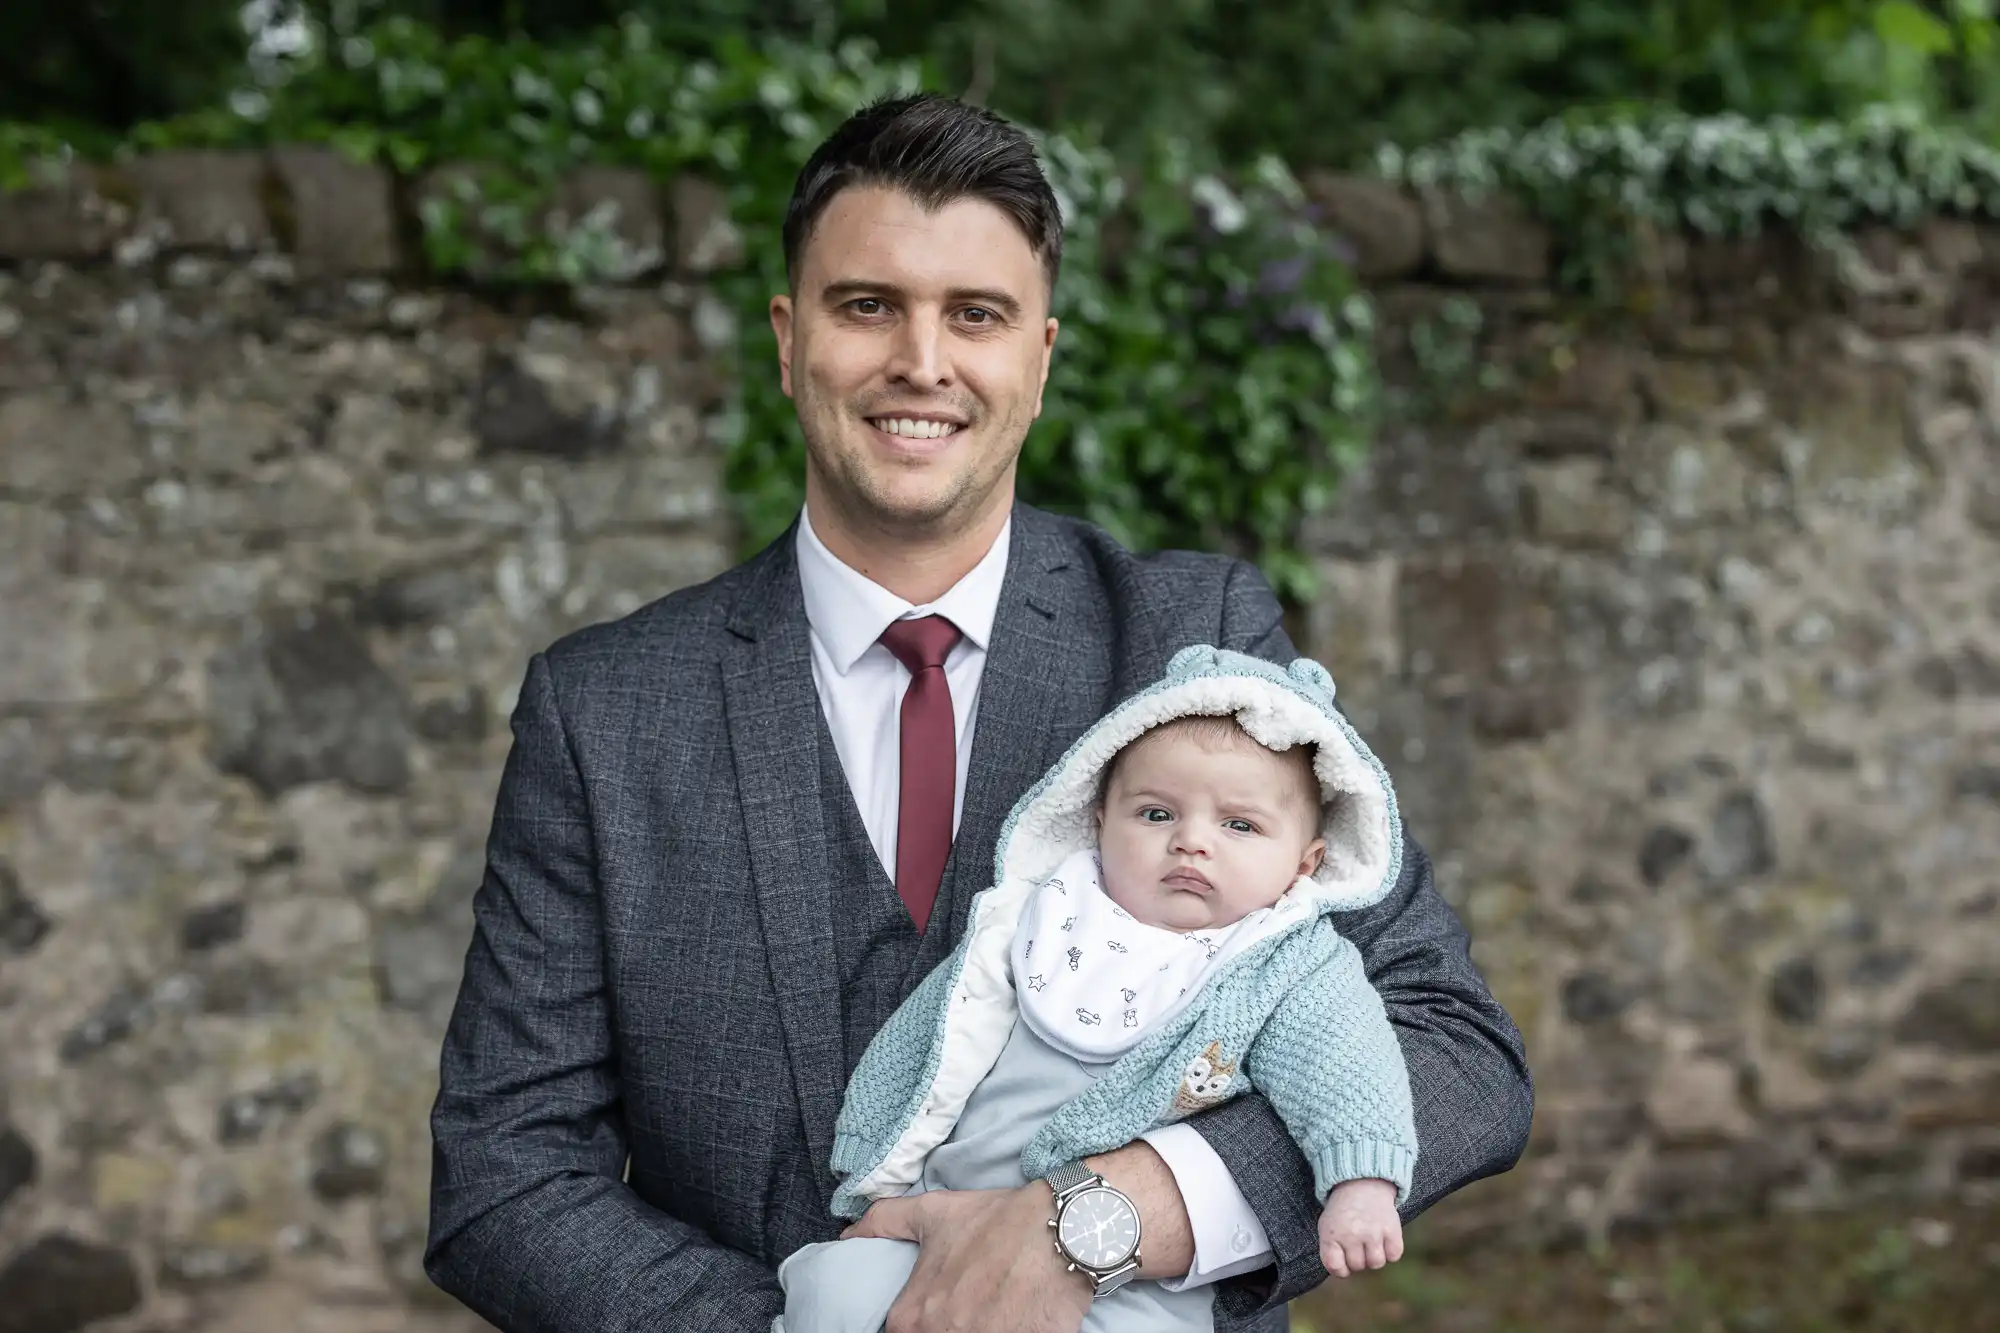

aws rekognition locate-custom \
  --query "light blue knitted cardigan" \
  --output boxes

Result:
[828,645,1418,1218]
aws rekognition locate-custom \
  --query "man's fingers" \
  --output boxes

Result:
[843,1196,922,1242]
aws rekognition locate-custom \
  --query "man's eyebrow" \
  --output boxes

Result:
[819,280,1022,319]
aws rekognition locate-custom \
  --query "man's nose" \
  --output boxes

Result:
[885,311,950,389]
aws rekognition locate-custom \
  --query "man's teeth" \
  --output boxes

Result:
[873,418,959,439]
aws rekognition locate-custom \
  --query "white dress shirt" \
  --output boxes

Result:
[795,505,1274,1289]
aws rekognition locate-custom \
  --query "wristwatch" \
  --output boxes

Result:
[1042,1160,1143,1297]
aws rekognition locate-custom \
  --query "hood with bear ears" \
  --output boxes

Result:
[988,644,1403,916]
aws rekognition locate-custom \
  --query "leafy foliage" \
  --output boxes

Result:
[0,11,1374,598]
[828,1,2000,168]
[1377,103,2000,291]
[0,1,249,131]
[10,2,2000,594]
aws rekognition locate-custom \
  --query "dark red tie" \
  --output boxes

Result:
[879,615,962,934]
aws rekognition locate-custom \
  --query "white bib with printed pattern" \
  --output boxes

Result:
[1009,847,1306,1063]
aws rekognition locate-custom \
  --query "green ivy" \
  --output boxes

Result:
[1375,103,2000,293]
[0,12,1374,602]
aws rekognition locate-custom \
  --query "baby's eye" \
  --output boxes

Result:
[1139,807,1172,823]
[1223,818,1257,834]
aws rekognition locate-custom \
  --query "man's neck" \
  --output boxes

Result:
[805,489,1011,606]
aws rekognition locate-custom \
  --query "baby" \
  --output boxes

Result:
[776,646,1416,1333]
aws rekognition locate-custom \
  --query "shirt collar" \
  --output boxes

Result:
[796,504,1010,675]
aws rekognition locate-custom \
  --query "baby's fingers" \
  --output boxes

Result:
[1363,1234,1387,1270]
[1320,1238,1351,1278]
[1387,1225,1405,1264]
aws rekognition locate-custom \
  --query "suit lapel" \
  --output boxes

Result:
[929,506,1078,955]
[721,530,845,1186]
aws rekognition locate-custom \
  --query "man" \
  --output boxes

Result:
[425,93,1531,1333]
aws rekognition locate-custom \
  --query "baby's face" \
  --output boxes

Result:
[1096,728,1324,933]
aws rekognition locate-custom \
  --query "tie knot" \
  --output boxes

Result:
[879,614,962,674]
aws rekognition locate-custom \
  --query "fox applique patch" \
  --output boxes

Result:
[1169,1040,1238,1117]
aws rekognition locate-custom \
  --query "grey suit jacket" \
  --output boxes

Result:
[425,503,1532,1333]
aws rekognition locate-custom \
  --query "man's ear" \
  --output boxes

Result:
[770,293,796,398]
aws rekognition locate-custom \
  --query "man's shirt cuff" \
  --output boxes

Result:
[1137,1123,1276,1290]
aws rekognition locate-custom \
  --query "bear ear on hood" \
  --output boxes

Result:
[1287,658,1336,704]
[1166,644,1222,679]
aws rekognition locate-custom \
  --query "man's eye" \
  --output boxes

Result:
[850,298,887,316]
[960,306,994,324]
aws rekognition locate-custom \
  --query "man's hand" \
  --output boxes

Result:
[843,1186,1091,1333]
[1316,1178,1403,1278]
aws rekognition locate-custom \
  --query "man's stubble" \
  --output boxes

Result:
[795,371,1032,544]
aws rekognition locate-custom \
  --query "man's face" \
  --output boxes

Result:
[770,186,1058,540]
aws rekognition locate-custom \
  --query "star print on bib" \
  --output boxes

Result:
[1010,847,1305,1062]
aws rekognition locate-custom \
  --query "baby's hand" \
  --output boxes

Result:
[1317,1178,1403,1278]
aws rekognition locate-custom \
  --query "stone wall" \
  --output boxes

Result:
[1298,172,2000,1245]
[0,151,1994,1330]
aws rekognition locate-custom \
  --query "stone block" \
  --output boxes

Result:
[0,393,145,497]
[158,1246,269,1289]
[552,165,667,279]
[1646,1056,1752,1145]
[1301,172,1424,278]
[0,161,129,260]
[1973,476,2000,535]
[0,1125,35,1208]
[0,572,160,709]
[1,858,50,954]
[123,151,274,253]
[1560,971,1628,1025]
[269,145,399,274]
[1523,457,1628,549]
[1420,186,1550,284]
[1697,788,1775,888]
[207,606,413,796]
[348,559,492,630]
[413,687,490,745]
[1514,412,1619,459]
[0,1235,143,1332]
[472,350,622,457]
[1301,555,1401,691]
[375,902,478,1032]
[670,175,743,274]
[1639,1141,1801,1221]
[308,1122,389,1201]
[1919,216,1987,273]
[1895,971,2000,1052]
[1397,554,1575,736]
[1470,683,1577,742]
[552,451,723,534]
[1768,956,1823,1025]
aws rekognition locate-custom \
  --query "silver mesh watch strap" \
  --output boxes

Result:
[1044,1160,1095,1198]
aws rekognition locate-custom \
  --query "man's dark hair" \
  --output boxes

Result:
[781,93,1064,293]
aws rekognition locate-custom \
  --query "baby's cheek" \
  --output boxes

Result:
[1099,854,1166,923]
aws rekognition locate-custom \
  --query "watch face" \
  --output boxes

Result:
[1057,1186,1140,1269]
